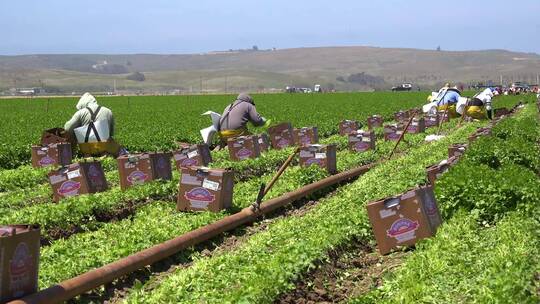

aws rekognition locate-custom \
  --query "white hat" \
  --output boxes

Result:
[76,92,97,110]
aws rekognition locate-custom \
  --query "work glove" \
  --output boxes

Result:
[261,118,272,129]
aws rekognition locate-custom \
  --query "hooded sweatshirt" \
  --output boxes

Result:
[64,92,115,136]
[219,93,265,131]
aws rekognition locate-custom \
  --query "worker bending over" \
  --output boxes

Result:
[64,92,124,156]
[217,93,269,145]
[423,85,462,118]
[457,87,497,120]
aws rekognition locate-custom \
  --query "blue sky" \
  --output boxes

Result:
[1,0,539,55]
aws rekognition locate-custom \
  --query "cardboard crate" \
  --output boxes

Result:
[468,127,492,143]
[367,115,383,129]
[30,143,72,168]
[268,122,294,150]
[494,107,511,118]
[48,161,108,202]
[117,154,153,190]
[366,185,442,255]
[425,156,458,186]
[383,124,403,141]
[424,114,439,128]
[406,117,425,134]
[227,135,261,161]
[293,127,319,147]
[394,110,409,123]
[299,144,337,174]
[448,143,468,158]
[0,225,40,303]
[149,152,173,181]
[348,130,375,152]
[177,167,234,212]
[173,144,212,170]
[40,128,69,146]
[255,133,270,152]
[339,120,360,135]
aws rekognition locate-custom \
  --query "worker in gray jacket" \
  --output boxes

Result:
[217,93,269,143]
[64,92,123,156]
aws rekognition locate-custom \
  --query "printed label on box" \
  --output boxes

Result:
[236,148,252,159]
[386,218,419,243]
[315,152,326,159]
[67,169,81,180]
[174,153,186,161]
[9,242,34,296]
[181,158,198,167]
[202,179,220,191]
[277,138,290,148]
[49,174,66,185]
[184,187,216,206]
[127,170,148,185]
[305,158,323,166]
[58,180,81,197]
[181,174,201,186]
[38,156,55,166]
[379,209,396,218]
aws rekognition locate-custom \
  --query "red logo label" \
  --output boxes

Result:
[127,171,148,185]
[277,138,290,148]
[236,148,252,159]
[184,187,215,203]
[387,218,419,241]
[38,156,55,166]
[354,141,370,152]
[9,242,34,295]
[87,164,104,187]
[58,180,81,197]
[181,158,198,167]
[305,158,323,167]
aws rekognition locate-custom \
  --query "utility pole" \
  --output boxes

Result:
[500,74,503,86]
[200,76,203,94]
[537,74,539,85]
[113,79,117,94]
[225,76,228,93]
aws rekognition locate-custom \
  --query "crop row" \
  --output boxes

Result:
[32,123,450,288]
[354,103,540,303]
[0,92,438,169]
[121,117,484,302]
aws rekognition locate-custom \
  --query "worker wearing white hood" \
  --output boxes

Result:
[64,92,120,156]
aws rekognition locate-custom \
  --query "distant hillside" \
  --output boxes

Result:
[1,46,539,93]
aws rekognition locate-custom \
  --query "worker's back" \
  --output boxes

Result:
[65,103,115,137]
[219,98,264,131]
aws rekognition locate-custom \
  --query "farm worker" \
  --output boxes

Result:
[64,92,124,156]
[457,88,497,120]
[216,93,270,144]
[423,86,462,117]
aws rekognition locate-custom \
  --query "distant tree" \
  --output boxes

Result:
[336,76,346,82]
[436,46,441,51]
[126,60,132,66]
[126,71,145,82]
[347,72,385,86]
[252,45,259,51]
[325,83,335,90]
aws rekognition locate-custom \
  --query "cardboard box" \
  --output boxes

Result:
[117,154,153,190]
[448,143,468,158]
[339,120,360,135]
[424,114,439,128]
[468,127,492,143]
[293,127,319,147]
[173,144,212,170]
[48,161,108,202]
[494,107,511,118]
[383,124,404,141]
[40,128,69,146]
[406,117,425,134]
[227,135,261,161]
[394,110,409,123]
[299,144,337,174]
[30,143,72,168]
[0,225,40,303]
[268,122,294,150]
[255,133,270,152]
[149,152,173,181]
[366,186,442,255]
[348,130,375,152]
[425,157,457,185]
[367,115,383,129]
[177,167,234,212]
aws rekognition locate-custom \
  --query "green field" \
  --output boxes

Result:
[0,92,537,303]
